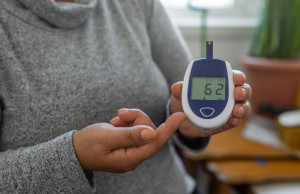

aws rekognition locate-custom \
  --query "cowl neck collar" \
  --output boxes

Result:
[19,0,98,29]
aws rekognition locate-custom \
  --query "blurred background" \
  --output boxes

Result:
[160,0,300,193]
[161,0,262,73]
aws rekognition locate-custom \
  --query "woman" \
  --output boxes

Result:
[0,0,251,193]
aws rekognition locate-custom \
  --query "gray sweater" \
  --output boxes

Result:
[0,0,207,193]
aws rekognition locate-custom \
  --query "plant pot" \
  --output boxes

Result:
[240,56,300,117]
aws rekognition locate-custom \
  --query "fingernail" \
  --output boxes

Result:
[110,117,119,124]
[233,71,246,85]
[171,84,175,92]
[241,88,246,98]
[242,73,246,82]
[118,109,129,115]
[141,129,155,142]
[239,107,244,116]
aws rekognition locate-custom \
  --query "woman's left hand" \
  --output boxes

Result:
[170,70,252,139]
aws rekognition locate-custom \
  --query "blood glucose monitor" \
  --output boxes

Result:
[182,41,234,129]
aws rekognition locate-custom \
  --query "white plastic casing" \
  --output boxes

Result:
[182,60,235,129]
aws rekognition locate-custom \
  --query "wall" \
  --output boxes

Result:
[162,0,263,76]
[179,26,255,75]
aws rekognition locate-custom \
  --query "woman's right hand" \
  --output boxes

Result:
[72,111,185,173]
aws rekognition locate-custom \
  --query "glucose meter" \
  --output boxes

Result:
[182,41,234,129]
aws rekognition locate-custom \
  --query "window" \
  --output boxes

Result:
[160,0,187,9]
[160,0,263,28]
[161,0,235,9]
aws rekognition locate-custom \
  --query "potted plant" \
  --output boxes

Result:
[240,0,300,116]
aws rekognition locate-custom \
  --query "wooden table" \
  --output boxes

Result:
[183,120,294,161]
[180,120,300,194]
[207,160,300,184]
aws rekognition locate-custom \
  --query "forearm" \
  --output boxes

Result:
[0,131,95,193]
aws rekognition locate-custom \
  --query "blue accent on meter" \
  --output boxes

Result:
[187,59,229,119]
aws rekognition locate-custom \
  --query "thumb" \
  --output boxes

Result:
[170,82,184,113]
[171,81,183,100]
[108,125,156,149]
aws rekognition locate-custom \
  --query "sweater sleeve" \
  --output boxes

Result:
[0,130,96,193]
[145,0,211,153]
[0,20,95,193]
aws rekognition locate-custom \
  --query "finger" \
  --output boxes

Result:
[105,125,156,149]
[171,81,183,101]
[214,116,242,133]
[229,116,242,127]
[234,83,252,102]
[234,86,247,101]
[233,70,246,86]
[242,83,252,100]
[232,101,251,118]
[170,82,184,114]
[117,109,157,129]
[122,112,186,163]
[170,95,183,114]
[155,112,186,149]
[110,116,129,127]
[107,113,185,168]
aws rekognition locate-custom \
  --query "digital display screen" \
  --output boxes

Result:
[191,77,226,100]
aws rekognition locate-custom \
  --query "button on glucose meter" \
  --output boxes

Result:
[182,41,234,129]
[200,107,215,117]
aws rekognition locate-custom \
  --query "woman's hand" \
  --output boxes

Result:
[170,70,252,138]
[72,110,185,172]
